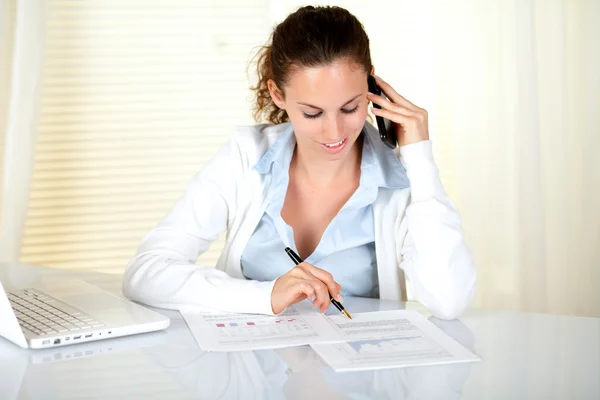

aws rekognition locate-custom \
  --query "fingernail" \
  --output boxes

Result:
[336,294,343,303]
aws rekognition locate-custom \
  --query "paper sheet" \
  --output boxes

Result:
[180,301,342,352]
[310,310,480,372]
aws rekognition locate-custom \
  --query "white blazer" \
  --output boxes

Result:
[123,122,476,320]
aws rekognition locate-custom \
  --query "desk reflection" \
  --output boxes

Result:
[142,309,475,400]
[1,298,475,400]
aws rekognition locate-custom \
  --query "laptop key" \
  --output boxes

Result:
[10,290,104,338]
[28,295,84,317]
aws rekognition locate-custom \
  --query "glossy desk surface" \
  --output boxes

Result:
[0,263,598,399]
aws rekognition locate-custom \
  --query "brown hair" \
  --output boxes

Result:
[249,6,372,124]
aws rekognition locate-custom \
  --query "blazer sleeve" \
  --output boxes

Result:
[397,140,476,320]
[122,131,276,315]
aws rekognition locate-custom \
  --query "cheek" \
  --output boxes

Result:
[286,111,318,141]
[347,106,369,132]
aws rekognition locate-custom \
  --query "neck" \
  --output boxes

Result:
[291,135,363,188]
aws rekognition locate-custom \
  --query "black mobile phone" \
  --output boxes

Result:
[367,75,397,149]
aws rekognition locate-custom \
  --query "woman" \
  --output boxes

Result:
[123,6,476,320]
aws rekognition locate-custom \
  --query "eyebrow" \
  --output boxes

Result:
[297,93,362,110]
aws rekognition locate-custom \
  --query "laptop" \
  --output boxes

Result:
[0,276,170,349]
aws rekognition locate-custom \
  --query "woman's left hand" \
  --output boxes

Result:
[367,75,430,147]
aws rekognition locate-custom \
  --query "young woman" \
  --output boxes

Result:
[123,6,476,320]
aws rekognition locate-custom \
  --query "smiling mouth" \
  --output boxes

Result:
[319,137,348,153]
[322,138,346,148]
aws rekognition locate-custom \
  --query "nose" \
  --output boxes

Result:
[323,115,344,142]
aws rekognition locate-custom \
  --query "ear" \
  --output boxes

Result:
[267,79,285,109]
[370,65,375,77]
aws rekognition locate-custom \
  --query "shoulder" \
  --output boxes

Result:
[227,123,292,169]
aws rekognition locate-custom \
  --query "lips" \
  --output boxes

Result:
[324,138,344,147]
[320,137,348,154]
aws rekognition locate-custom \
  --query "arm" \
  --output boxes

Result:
[122,133,276,315]
[397,140,476,320]
[368,75,476,320]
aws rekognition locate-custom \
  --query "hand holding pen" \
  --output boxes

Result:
[284,247,352,319]
[270,248,350,317]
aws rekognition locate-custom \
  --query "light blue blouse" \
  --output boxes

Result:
[240,125,409,298]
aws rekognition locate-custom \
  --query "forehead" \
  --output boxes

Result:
[284,60,367,105]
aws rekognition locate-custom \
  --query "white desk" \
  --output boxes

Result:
[0,263,598,399]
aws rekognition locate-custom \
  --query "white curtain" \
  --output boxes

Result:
[412,0,600,317]
[438,0,600,318]
[0,0,46,262]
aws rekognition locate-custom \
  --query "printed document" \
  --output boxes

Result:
[181,304,479,371]
[311,310,480,372]
[180,301,341,352]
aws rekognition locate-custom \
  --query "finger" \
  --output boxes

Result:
[295,262,316,273]
[367,92,417,117]
[307,279,331,312]
[373,75,420,111]
[302,264,342,302]
[290,263,312,279]
[371,106,414,125]
[296,281,316,304]
[292,265,333,308]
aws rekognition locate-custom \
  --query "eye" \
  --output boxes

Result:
[341,106,359,114]
[303,106,358,119]
[303,112,322,119]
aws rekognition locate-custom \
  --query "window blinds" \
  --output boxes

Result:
[0,0,16,219]
[21,0,272,273]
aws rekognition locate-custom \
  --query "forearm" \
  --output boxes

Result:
[123,248,276,315]
[399,140,477,319]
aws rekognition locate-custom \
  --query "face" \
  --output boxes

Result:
[268,60,370,161]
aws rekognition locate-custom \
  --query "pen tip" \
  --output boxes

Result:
[343,310,352,319]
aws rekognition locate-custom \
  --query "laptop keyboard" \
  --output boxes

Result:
[7,288,104,336]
